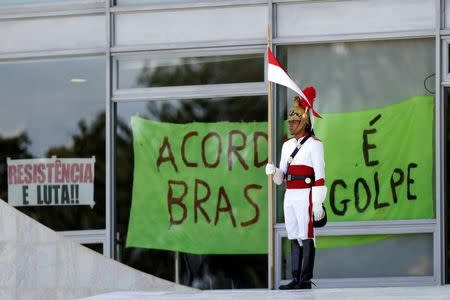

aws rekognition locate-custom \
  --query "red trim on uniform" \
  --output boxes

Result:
[286,165,315,189]
[287,165,314,176]
[308,190,314,238]
[313,178,325,186]
[286,181,313,189]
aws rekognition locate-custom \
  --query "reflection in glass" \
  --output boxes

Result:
[278,39,435,114]
[118,54,264,89]
[116,96,267,288]
[281,234,433,279]
[275,39,435,223]
[1,0,75,5]
[0,57,105,231]
[116,0,222,6]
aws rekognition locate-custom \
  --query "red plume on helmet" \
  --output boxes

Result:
[299,86,321,118]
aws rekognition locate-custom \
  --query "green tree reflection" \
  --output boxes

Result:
[0,132,32,201]
[136,56,264,87]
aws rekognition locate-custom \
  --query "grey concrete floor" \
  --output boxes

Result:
[82,286,450,300]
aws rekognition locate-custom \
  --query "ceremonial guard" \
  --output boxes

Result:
[265,86,327,289]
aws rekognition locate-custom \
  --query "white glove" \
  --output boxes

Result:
[265,163,284,185]
[313,205,325,220]
[265,163,276,175]
[312,185,327,220]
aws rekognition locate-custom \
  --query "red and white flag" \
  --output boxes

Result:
[267,48,311,107]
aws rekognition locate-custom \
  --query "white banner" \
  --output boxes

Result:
[7,156,96,208]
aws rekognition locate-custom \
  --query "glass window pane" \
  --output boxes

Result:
[116,96,267,288]
[278,39,434,114]
[446,87,450,284]
[281,234,433,279]
[116,0,221,6]
[117,54,264,89]
[445,0,450,28]
[0,16,106,54]
[275,38,435,223]
[1,0,79,5]
[448,43,450,74]
[0,57,105,231]
[114,6,266,47]
[276,1,434,38]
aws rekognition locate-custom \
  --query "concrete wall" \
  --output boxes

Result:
[0,199,192,299]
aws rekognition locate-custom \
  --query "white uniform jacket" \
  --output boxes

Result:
[273,135,326,240]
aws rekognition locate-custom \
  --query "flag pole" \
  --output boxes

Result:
[267,25,275,290]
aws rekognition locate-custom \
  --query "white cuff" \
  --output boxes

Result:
[312,185,327,206]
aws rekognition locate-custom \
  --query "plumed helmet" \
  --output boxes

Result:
[287,86,321,123]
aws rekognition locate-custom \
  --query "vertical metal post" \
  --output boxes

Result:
[175,251,180,284]
[105,0,114,259]
[434,0,444,285]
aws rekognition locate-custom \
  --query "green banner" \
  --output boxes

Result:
[126,120,268,254]
[127,95,434,254]
[314,95,434,222]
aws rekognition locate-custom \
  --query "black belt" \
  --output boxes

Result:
[286,174,314,182]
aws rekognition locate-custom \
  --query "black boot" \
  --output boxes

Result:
[295,239,315,289]
[279,240,303,290]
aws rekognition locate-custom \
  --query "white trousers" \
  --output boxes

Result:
[283,188,314,241]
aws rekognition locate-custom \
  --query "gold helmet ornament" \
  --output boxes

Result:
[287,96,309,122]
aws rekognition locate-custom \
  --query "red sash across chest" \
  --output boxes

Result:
[286,165,315,189]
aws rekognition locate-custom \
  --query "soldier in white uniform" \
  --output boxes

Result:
[266,86,327,289]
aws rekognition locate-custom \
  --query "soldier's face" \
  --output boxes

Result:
[288,120,301,135]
